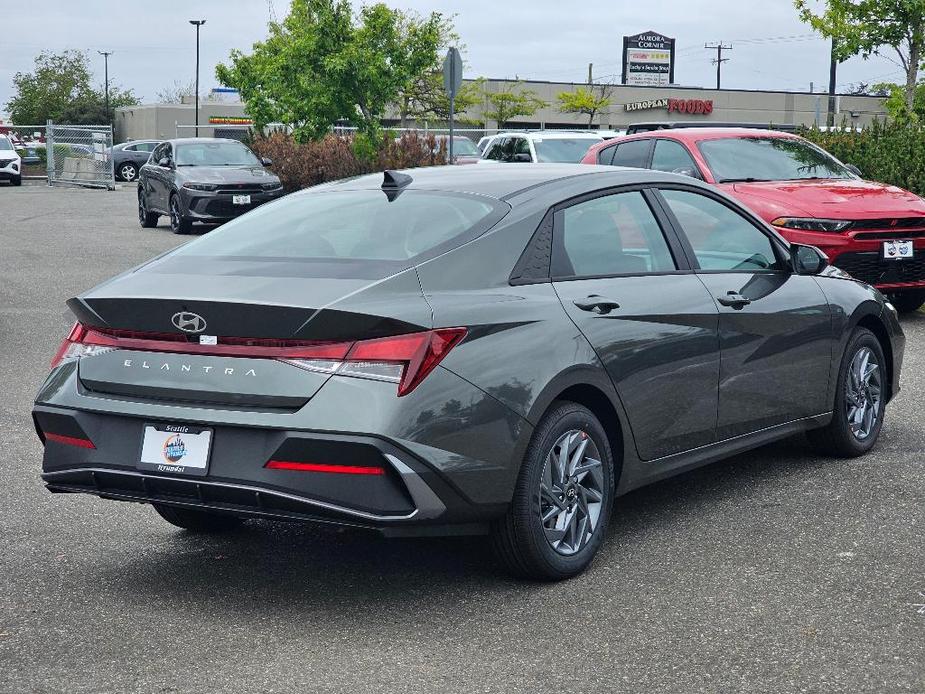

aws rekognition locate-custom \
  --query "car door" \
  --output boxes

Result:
[551,188,721,461]
[147,143,172,212]
[655,187,833,440]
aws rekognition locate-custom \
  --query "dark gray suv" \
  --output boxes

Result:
[137,138,284,234]
[36,164,904,580]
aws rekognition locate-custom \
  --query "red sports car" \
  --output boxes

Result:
[582,128,925,312]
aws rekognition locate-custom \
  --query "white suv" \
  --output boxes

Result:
[479,131,604,164]
[0,136,22,186]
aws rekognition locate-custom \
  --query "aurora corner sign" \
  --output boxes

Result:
[621,31,675,87]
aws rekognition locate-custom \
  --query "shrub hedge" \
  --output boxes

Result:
[800,120,925,197]
[249,131,448,191]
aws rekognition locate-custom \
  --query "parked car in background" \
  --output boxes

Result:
[0,135,22,186]
[137,138,284,234]
[583,127,925,312]
[17,144,42,166]
[480,131,604,163]
[110,140,161,182]
[436,135,481,164]
[36,164,903,580]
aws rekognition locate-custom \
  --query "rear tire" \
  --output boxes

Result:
[807,327,886,457]
[491,401,615,581]
[119,162,138,182]
[138,188,158,228]
[153,504,243,532]
[169,194,192,234]
[888,290,925,314]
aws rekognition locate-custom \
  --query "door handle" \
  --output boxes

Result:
[716,291,751,309]
[573,295,621,314]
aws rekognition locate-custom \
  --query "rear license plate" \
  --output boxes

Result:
[232,194,251,205]
[882,240,913,260]
[139,424,212,476]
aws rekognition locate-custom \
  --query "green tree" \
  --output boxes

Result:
[556,84,613,126]
[216,0,445,140]
[6,50,137,124]
[795,0,925,115]
[874,79,925,119]
[480,81,547,126]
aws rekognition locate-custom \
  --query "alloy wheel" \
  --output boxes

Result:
[538,429,605,556]
[120,164,137,182]
[845,346,882,440]
[170,198,181,231]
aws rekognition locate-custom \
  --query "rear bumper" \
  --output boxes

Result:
[33,359,527,535]
[34,402,502,535]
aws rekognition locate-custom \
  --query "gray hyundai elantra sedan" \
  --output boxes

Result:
[34,164,904,580]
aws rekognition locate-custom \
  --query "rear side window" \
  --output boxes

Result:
[610,140,651,168]
[660,189,782,271]
[597,145,616,165]
[554,191,677,277]
[172,190,507,266]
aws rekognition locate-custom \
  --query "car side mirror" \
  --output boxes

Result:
[845,163,862,177]
[158,157,172,168]
[261,157,273,167]
[512,153,532,163]
[791,244,829,275]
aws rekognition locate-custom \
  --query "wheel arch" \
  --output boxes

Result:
[855,312,894,402]
[525,370,629,491]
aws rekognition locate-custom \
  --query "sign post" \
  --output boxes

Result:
[621,31,675,87]
[443,47,463,163]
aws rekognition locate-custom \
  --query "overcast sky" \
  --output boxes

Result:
[0,0,907,120]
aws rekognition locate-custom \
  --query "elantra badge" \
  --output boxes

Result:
[171,311,207,333]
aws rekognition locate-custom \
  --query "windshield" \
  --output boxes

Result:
[175,141,261,167]
[533,138,600,163]
[698,137,853,182]
[172,190,505,265]
[0,138,13,151]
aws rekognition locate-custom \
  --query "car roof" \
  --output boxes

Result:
[490,131,604,140]
[165,138,247,146]
[311,163,703,201]
[586,128,799,155]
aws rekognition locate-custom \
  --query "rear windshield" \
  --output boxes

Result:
[172,189,506,266]
[175,141,260,167]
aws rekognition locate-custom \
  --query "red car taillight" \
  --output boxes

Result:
[50,323,467,397]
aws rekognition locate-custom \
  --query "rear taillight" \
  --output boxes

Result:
[50,323,466,396]
[282,328,467,396]
[50,323,115,368]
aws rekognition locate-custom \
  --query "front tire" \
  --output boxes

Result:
[491,402,615,581]
[11,174,21,186]
[888,290,925,314]
[153,504,243,532]
[169,194,192,234]
[807,327,886,457]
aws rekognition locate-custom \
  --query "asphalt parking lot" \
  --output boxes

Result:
[1,184,923,693]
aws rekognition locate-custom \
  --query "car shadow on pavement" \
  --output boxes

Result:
[91,433,836,609]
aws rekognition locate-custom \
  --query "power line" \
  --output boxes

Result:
[705,42,732,89]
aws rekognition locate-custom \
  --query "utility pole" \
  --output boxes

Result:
[705,42,732,90]
[827,38,838,127]
[588,63,593,85]
[189,20,206,137]
[98,51,112,122]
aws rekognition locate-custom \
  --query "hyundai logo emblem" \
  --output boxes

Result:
[171,311,207,333]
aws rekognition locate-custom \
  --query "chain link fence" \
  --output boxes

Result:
[46,123,115,189]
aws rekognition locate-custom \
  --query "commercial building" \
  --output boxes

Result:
[114,79,888,143]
